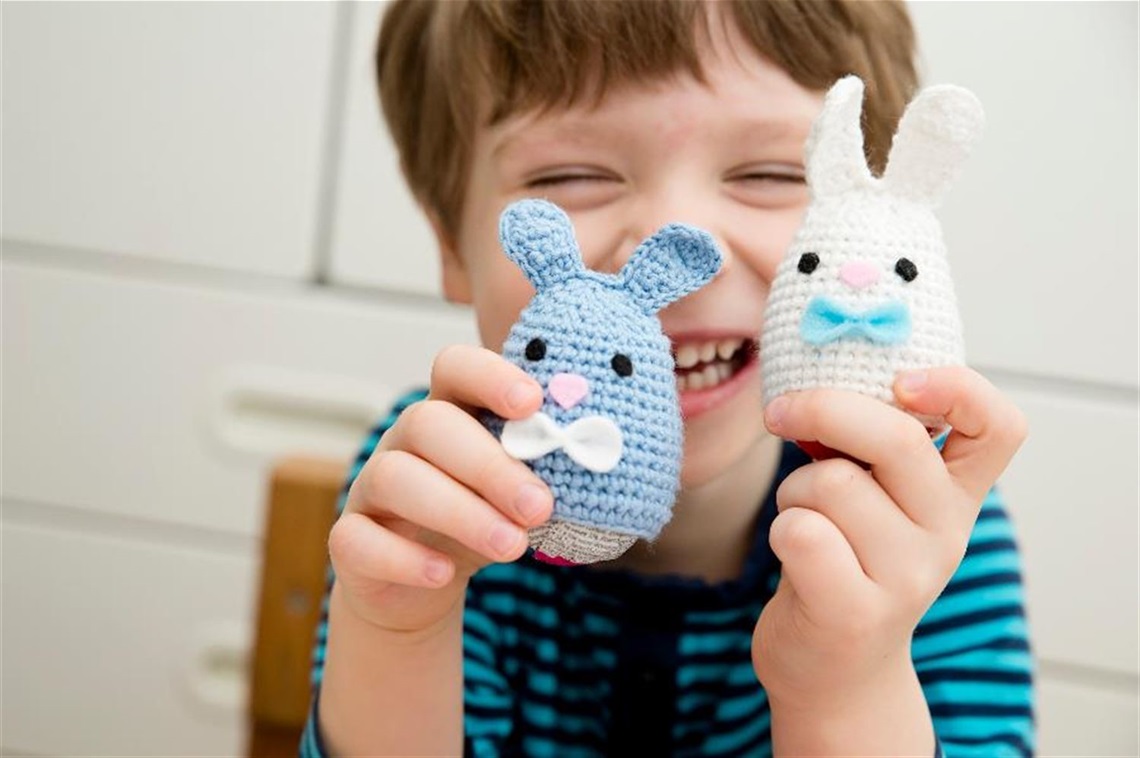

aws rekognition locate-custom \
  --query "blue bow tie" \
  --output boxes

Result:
[800,296,911,346]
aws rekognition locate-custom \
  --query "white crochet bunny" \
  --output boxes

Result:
[760,75,984,447]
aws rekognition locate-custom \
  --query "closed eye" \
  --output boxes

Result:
[524,169,623,210]
[732,171,805,185]
[725,164,807,208]
[526,173,616,187]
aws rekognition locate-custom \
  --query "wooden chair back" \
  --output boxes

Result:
[247,457,346,757]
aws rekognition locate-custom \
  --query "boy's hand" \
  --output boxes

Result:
[751,366,1027,735]
[327,345,553,636]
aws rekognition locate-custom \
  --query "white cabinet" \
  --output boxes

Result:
[1,3,335,279]
[1038,676,1140,756]
[1,260,477,538]
[910,2,1139,388]
[998,386,1139,675]
[2,520,256,757]
[1,260,476,756]
[327,1,442,297]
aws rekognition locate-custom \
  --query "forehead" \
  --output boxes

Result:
[484,23,823,163]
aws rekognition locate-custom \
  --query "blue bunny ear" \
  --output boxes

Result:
[498,199,585,289]
[620,224,722,315]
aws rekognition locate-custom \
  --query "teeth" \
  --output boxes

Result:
[676,359,740,393]
[717,338,743,360]
[673,336,752,393]
[674,337,746,370]
[675,344,700,369]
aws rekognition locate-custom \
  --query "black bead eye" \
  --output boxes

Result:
[894,257,918,282]
[798,252,820,275]
[611,353,633,377]
[525,338,546,361]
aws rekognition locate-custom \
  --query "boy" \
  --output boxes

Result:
[306,1,1033,755]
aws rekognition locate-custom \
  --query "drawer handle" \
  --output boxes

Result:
[209,365,389,459]
[183,620,249,715]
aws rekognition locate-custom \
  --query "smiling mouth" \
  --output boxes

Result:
[672,337,757,393]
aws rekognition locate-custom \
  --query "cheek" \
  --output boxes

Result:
[728,209,807,282]
[472,260,535,352]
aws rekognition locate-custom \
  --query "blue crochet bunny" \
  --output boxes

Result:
[484,199,722,565]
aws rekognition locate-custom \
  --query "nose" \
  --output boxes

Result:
[548,373,589,410]
[839,260,880,290]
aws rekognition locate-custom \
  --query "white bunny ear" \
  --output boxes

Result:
[881,84,985,208]
[805,75,874,198]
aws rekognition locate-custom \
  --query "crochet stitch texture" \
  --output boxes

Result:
[761,76,984,431]
[485,199,721,564]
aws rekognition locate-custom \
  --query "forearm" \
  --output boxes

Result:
[318,582,465,756]
[768,656,935,757]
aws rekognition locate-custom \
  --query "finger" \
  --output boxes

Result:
[765,389,954,530]
[894,366,1028,503]
[382,399,553,527]
[328,511,455,590]
[768,507,874,624]
[359,449,529,563]
[429,344,543,419]
[776,459,917,584]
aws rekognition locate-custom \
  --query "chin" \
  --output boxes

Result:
[678,395,767,490]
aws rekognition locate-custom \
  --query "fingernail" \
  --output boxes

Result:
[506,381,537,411]
[489,523,523,557]
[515,483,548,522]
[898,370,928,392]
[766,396,789,430]
[424,556,451,585]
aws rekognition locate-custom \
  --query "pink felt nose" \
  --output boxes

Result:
[548,373,589,409]
[839,260,880,289]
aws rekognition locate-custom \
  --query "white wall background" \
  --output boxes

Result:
[2,1,1137,754]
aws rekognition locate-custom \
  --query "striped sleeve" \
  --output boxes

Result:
[300,388,429,758]
[462,592,516,757]
[915,486,1035,757]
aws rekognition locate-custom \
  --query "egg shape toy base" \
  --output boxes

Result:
[528,519,638,565]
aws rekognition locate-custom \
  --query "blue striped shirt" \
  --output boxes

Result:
[304,388,1034,756]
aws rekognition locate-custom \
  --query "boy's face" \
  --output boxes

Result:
[435,21,823,489]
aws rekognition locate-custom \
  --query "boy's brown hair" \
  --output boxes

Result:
[377,0,919,237]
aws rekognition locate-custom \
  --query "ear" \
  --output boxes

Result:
[426,210,472,304]
[620,224,722,315]
[881,84,985,208]
[805,75,874,199]
[498,199,585,289]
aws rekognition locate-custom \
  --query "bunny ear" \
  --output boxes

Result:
[498,199,585,289]
[805,75,874,198]
[620,224,722,315]
[881,84,985,208]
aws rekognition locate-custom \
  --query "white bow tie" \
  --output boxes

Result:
[501,412,624,473]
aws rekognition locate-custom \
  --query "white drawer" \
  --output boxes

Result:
[2,260,477,536]
[2,3,334,279]
[998,384,1139,675]
[1,518,256,756]
[911,2,1138,387]
[1038,673,1139,756]
[327,1,441,298]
